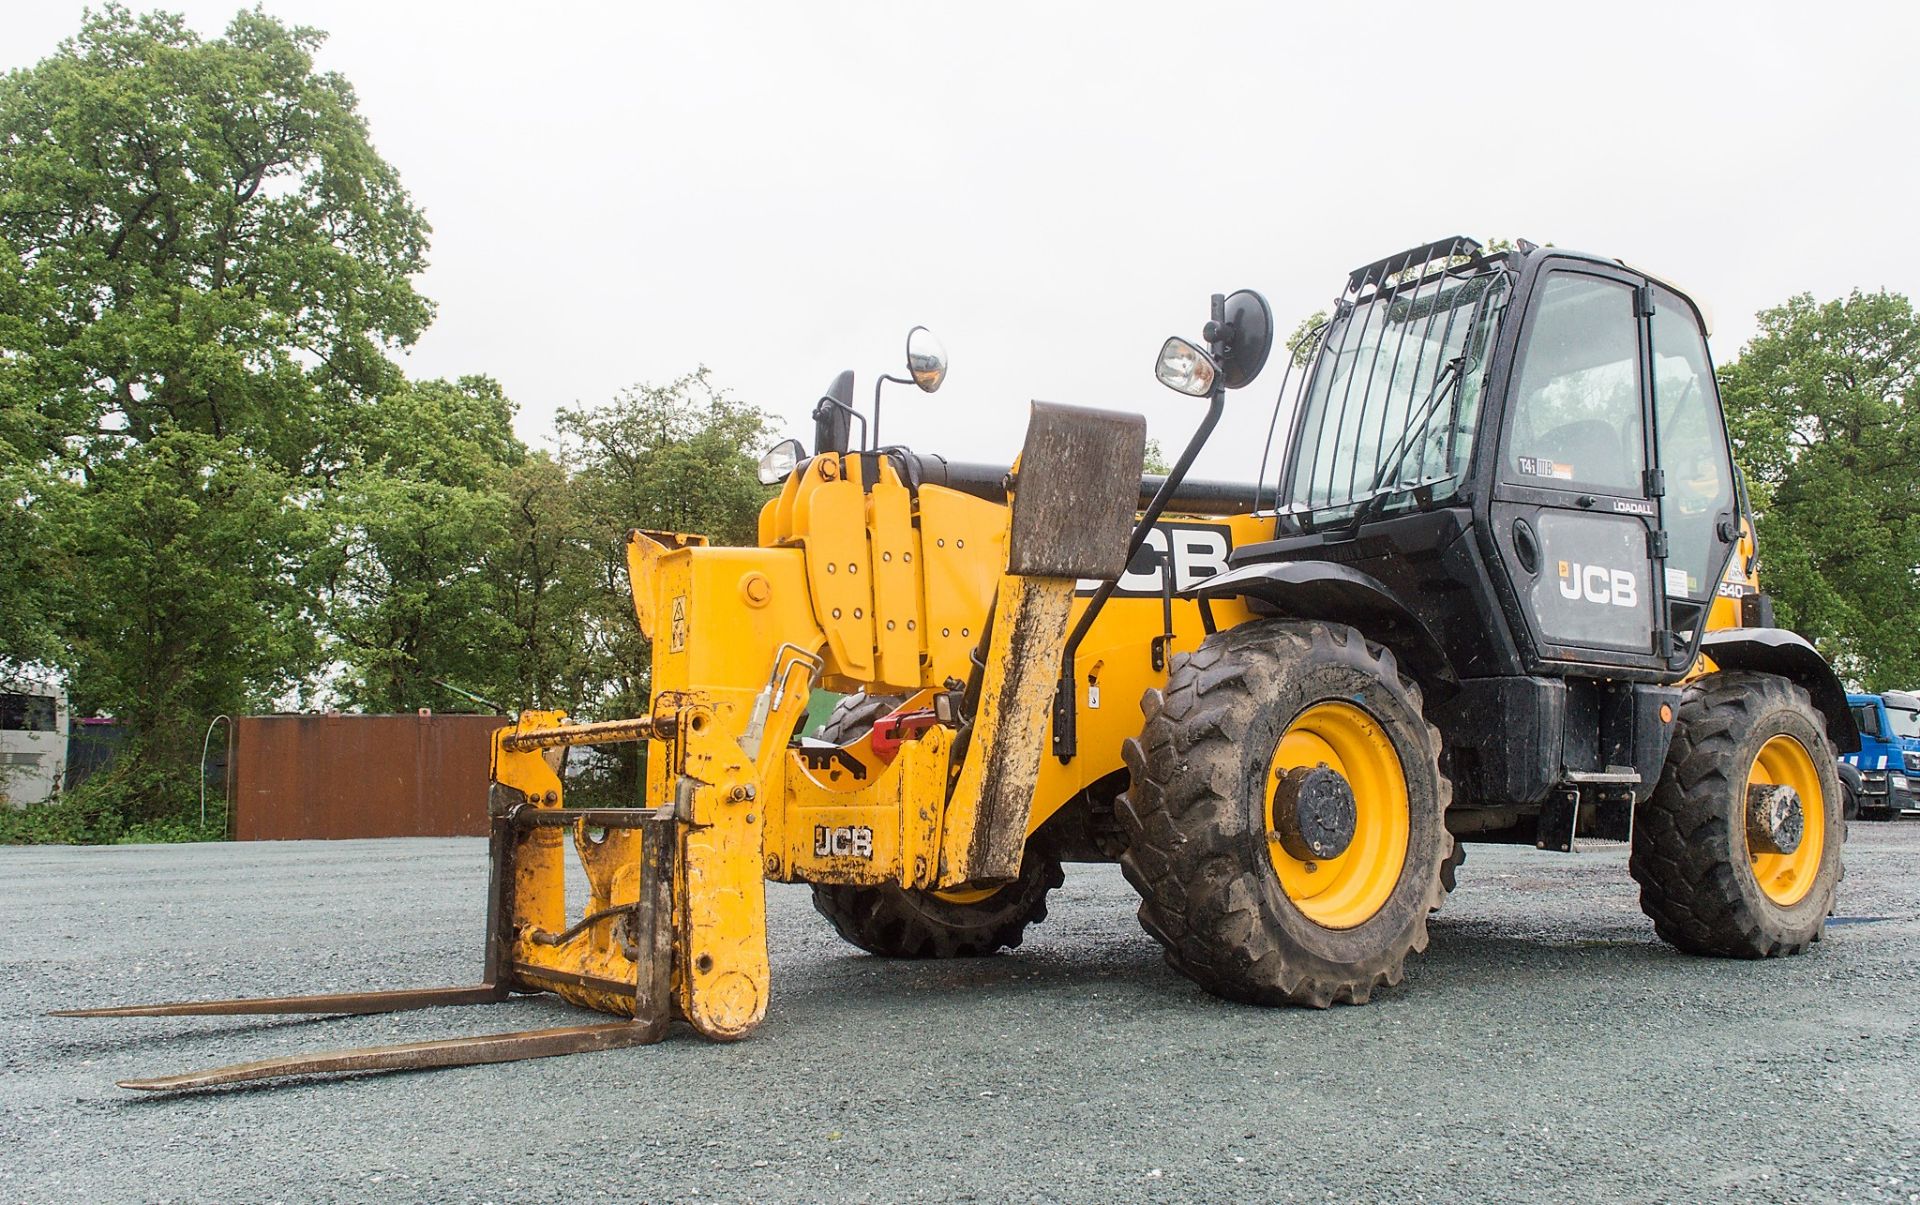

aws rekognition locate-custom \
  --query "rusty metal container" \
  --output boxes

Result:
[232,713,509,840]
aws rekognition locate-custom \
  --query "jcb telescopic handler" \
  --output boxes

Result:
[65,236,1854,1091]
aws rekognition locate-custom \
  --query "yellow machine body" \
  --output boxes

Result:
[479,407,1170,1042]
[487,434,1777,1042]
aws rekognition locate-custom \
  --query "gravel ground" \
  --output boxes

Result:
[3,825,1918,1204]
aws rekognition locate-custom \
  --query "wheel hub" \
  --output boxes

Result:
[1271,764,1358,861]
[1746,782,1804,856]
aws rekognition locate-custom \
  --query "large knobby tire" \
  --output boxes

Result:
[806,693,1064,958]
[1834,761,1861,823]
[812,692,902,748]
[1117,619,1453,1007]
[1437,842,1467,905]
[810,852,1065,958]
[1631,671,1844,958]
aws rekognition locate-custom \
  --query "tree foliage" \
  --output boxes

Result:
[325,376,525,713]
[0,5,430,825]
[1720,290,1920,689]
[0,4,431,466]
[327,370,772,808]
[0,8,779,835]
[46,429,324,824]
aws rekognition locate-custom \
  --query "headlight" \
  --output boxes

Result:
[757,438,805,485]
[1894,774,1910,791]
[1154,336,1218,397]
[1904,751,1920,773]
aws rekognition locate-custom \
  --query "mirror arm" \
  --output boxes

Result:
[817,394,868,452]
[1053,385,1228,762]
[871,374,914,450]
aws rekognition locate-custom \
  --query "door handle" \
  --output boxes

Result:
[1513,517,1540,574]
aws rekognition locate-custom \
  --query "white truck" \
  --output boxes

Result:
[1,674,69,806]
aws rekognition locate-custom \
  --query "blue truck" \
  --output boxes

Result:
[1842,691,1920,820]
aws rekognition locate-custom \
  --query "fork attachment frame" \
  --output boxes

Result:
[55,722,679,1091]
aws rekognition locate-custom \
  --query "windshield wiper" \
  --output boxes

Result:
[1346,354,1465,528]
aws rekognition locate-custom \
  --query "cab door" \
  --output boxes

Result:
[1489,266,1668,672]
[1646,284,1739,653]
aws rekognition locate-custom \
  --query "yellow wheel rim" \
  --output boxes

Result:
[932,883,1002,905]
[1746,733,1824,907]
[1264,701,1410,929]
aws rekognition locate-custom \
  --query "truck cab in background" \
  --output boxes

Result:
[1844,691,1920,819]
[0,675,69,807]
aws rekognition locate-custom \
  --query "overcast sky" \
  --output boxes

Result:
[9,1,1920,481]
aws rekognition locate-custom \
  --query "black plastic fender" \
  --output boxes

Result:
[1190,561,1457,695]
[1700,627,1859,754]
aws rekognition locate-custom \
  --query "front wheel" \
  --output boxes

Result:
[810,852,1064,958]
[806,691,1063,958]
[1631,672,1844,958]
[1117,619,1453,1007]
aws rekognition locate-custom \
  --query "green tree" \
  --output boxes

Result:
[1286,310,1329,368]
[500,370,773,804]
[478,451,601,715]
[1141,439,1169,475]
[560,368,773,707]
[0,5,435,823]
[0,5,431,466]
[50,431,322,825]
[325,376,526,712]
[1719,290,1920,689]
[0,458,60,671]
[558,369,774,550]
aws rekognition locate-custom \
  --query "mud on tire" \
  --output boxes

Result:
[1630,671,1844,958]
[1117,619,1453,1007]
[806,693,1064,958]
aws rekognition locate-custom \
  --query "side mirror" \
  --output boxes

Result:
[1151,289,1274,398]
[1208,289,1274,390]
[812,369,857,455]
[757,438,806,484]
[906,326,946,393]
[1858,706,1882,739]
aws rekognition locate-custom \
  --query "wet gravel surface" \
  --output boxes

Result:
[4,825,1918,1203]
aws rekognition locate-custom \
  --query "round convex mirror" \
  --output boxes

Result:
[906,326,947,393]
[1213,290,1273,391]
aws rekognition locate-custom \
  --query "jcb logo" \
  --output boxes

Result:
[1078,523,1232,597]
[1557,561,1638,608]
[813,825,873,859]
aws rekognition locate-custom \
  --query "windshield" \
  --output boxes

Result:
[1285,268,1509,514]
[1888,706,1920,741]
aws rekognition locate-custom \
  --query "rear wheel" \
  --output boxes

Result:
[1438,842,1467,904]
[1631,672,1844,958]
[1117,620,1452,1007]
[806,693,1063,958]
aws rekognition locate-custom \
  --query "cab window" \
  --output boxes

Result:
[0,693,57,732]
[1650,288,1734,600]
[1503,274,1645,496]
[1889,704,1920,741]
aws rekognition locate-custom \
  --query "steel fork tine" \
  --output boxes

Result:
[116,1018,668,1092]
[51,983,508,1019]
